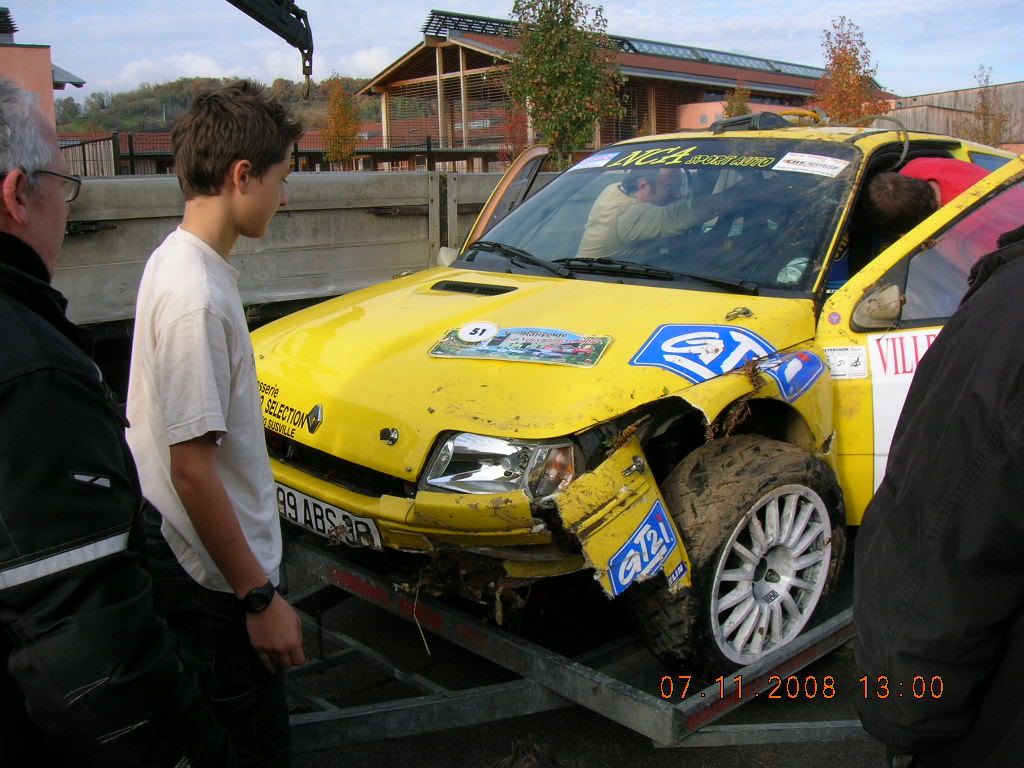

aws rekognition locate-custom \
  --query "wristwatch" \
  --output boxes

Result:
[240,581,277,613]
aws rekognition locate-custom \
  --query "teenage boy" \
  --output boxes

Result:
[126,80,304,768]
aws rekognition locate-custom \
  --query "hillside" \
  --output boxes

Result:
[56,76,380,132]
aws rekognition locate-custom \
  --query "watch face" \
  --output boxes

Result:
[245,583,275,612]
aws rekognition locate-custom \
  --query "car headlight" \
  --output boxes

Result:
[421,432,577,497]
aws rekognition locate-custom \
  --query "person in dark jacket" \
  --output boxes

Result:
[0,80,234,765]
[855,222,1024,768]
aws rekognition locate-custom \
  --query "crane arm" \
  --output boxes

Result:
[224,0,314,82]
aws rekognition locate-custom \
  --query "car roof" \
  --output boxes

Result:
[612,126,1016,157]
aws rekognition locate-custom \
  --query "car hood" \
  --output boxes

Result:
[252,267,817,477]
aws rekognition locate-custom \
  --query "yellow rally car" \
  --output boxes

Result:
[252,118,1024,674]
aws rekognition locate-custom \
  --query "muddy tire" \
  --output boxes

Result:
[630,435,846,675]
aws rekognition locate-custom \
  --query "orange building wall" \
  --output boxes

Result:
[0,44,56,124]
[676,101,792,130]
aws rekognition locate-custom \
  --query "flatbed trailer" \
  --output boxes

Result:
[283,534,867,754]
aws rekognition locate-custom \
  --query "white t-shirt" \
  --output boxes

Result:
[126,227,280,592]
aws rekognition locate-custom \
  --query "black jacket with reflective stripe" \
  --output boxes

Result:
[854,236,1024,766]
[0,232,233,767]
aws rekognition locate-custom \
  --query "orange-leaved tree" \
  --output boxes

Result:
[812,16,889,123]
[322,76,360,168]
[723,79,751,118]
[498,107,531,165]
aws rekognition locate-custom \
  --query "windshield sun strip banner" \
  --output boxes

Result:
[598,145,778,169]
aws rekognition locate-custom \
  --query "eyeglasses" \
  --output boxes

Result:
[0,168,83,203]
[33,170,82,203]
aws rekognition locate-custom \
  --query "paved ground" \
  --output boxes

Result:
[284,538,886,768]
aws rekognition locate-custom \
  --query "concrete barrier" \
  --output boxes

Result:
[55,169,557,328]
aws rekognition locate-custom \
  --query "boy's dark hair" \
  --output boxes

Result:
[172,79,303,200]
[861,172,938,235]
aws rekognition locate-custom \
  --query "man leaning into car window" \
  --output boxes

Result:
[576,167,697,260]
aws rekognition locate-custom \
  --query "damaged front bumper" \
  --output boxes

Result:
[555,435,691,597]
[273,435,691,599]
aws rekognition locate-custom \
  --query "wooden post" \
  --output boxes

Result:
[435,48,446,149]
[459,48,469,149]
[381,91,390,150]
[648,83,657,134]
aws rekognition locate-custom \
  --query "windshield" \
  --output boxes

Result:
[463,138,859,294]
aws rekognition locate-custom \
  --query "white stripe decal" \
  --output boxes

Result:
[72,473,112,489]
[0,532,129,589]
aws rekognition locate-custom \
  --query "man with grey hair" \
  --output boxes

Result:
[0,80,234,765]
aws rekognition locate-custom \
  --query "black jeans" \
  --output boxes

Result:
[143,508,290,768]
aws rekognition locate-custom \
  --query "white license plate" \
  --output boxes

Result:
[275,483,382,549]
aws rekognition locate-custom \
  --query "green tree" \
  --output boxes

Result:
[956,65,1010,146]
[54,96,80,125]
[723,79,751,118]
[506,0,624,167]
[322,76,360,167]
[270,78,292,103]
[84,91,113,115]
[812,16,889,123]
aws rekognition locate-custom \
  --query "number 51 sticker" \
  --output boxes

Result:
[457,321,499,343]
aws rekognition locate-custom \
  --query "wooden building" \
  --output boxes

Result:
[355,9,825,170]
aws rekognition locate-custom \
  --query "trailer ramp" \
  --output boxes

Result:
[284,537,864,752]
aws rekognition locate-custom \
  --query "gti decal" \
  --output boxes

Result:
[631,325,823,403]
[631,324,776,383]
[608,500,680,596]
[758,350,826,403]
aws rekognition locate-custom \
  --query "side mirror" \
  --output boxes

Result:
[434,246,459,267]
[852,283,903,329]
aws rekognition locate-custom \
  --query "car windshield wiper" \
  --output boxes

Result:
[469,240,573,278]
[553,257,759,295]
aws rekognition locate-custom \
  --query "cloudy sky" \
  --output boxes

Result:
[17,0,1024,100]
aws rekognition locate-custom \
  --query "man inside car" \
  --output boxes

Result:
[576,167,697,260]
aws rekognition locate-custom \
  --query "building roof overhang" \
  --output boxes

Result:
[52,63,85,89]
[357,31,513,96]
[620,66,815,97]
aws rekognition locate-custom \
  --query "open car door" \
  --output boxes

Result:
[462,146,549,253]
[817,154,1024,524]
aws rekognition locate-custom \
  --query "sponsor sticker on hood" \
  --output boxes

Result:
[430,325,612,367]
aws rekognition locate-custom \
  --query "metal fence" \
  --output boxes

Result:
[59,132,176,177]
[60,135,118,177]
[60,130,513,176]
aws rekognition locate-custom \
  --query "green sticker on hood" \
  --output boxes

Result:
[430,325,612,367]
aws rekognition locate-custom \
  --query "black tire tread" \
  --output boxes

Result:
[630,435,846,675]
